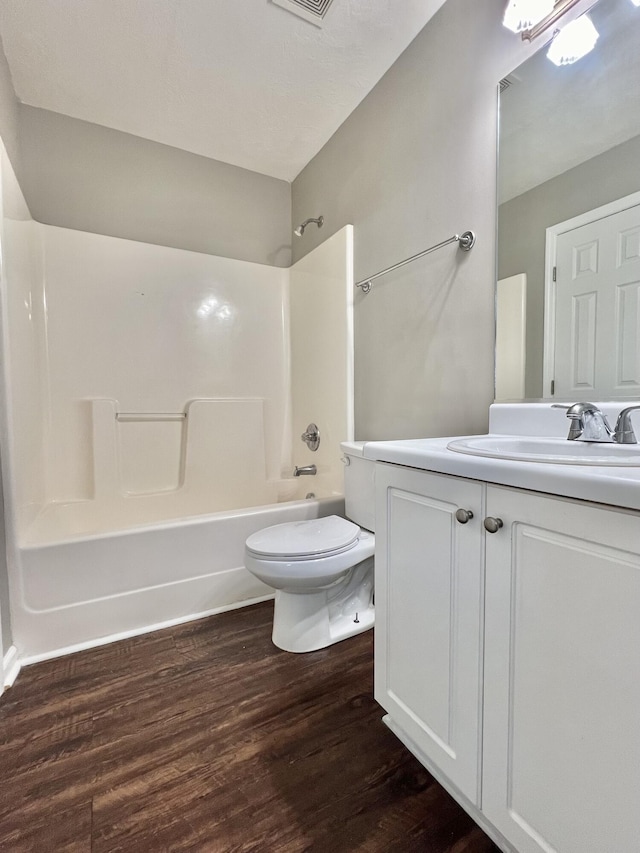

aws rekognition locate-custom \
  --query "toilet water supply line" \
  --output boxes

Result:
[355,230,476,293]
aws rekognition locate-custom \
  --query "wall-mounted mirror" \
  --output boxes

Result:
[497,0,640,401]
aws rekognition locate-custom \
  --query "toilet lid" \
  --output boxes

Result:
[246,515,360,559]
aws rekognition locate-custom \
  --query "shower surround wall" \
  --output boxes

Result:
[0,153,354,657]
[33,225,291,533]
[290,226,354,496]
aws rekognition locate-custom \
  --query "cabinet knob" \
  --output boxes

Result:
[484,517,504,534]
[455,508,474,524]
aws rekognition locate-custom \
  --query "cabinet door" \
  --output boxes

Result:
[483,485,640,853]
[375,465,484,803]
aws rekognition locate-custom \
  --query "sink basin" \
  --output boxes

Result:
[447,436,640,466]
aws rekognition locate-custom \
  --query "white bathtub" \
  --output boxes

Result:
[14,493,344,662]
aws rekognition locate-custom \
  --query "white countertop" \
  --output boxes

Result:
[363,435,640,512]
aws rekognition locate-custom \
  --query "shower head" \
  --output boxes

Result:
[294,215,324,237]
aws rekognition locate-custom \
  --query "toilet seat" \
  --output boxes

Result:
[245,515,360,562]
[245,526,374,590]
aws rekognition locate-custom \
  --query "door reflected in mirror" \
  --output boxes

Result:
[497,0,640,401]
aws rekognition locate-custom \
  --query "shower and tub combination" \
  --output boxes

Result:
[0,144,355,663]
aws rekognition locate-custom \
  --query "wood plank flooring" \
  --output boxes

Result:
[0,602,500,852]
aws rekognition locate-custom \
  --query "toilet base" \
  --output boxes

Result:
[271,558,374,653]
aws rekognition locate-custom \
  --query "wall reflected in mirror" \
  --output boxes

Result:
[497,0,640,401]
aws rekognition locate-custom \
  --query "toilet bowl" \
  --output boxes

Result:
[244,441,375,653]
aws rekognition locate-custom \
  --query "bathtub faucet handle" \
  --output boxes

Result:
[300,423,320,451]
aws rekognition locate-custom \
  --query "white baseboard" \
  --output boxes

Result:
[2,645,21,687]
[19,592,275,667]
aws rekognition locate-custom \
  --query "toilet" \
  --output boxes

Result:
[244,441,375,653]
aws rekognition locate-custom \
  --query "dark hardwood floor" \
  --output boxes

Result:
[0,602,500,852]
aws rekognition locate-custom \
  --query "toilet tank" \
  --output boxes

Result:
[340,441,376,532]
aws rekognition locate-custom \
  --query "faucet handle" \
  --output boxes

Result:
[554,401,600,415]
[614,405,640,444]
[300,423,320,451]
[551,402,585,440]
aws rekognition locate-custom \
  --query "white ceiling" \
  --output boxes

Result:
[0,0,447,181]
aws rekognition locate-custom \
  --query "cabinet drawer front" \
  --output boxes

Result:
[483,486,640,853]
[375,465,484,803]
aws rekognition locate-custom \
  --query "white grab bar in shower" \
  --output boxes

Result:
[116,412,187,422]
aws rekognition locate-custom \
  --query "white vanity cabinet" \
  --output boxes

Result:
[374,464,485,805]
[482,485,640,853]
[375,463,640,853]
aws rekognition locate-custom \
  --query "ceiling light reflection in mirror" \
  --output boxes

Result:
[503,0,603,64]
[496,0,640,402]
[546,13,599,64]
[503,0,555,32]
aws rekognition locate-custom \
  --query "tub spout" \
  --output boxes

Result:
[294,464,317,477]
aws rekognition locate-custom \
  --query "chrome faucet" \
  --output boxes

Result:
[552,402,614,442]
[613,405,640,444]
[553,402,640,444]
[294,464,317,477]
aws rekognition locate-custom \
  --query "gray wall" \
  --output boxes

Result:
[18,106,292,267]
[292,0,530,441]
[499,133,640,398]
[0,35,19,175]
